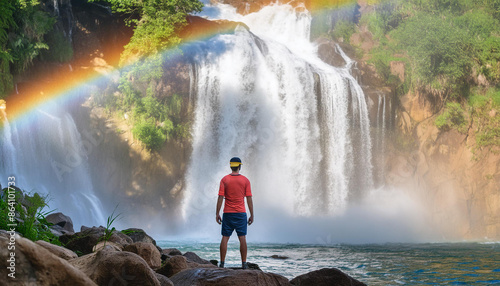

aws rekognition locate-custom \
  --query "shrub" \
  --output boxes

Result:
[333,20,356,42]
[435,102,466,131]
[132,120,166,150]
[0,188,60,244]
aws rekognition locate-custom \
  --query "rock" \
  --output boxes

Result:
[316,38,347,67]
[210,259,219,266]
[248,262,261,270]
[122,228,157,245]
[46,212,74,233]
[92,240,123,252]
[155,273,175,286]
[156,255,216,278]
[0,231,97,285]
[70,246,161,285]
[162,248,182,256]
[60,226,133,255]
[183,251,212,264]
[36,240,78,260]
[271,255,289,259]
[290,268,366,286]
[156,255,188,277]
[124,242,162,269]
[170,268,291,286]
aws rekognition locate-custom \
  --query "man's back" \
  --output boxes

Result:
[219,174,251,213]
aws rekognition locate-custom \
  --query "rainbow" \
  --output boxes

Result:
[1,0,374,124]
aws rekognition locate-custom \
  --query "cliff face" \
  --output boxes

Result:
[341,1,500,240]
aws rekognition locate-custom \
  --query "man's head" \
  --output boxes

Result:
[230,157,242,172]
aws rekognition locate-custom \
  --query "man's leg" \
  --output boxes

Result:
[220,236,230,267]
[238,235,247,265]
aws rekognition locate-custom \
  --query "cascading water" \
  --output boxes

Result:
[182,3,374,234]
[0,102,105,229]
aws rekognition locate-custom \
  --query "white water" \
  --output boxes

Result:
[0,103,105,229]
[182,4,377,235]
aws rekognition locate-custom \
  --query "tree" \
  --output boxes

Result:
[91,0,204,64]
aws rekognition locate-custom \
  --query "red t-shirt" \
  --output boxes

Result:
[218,174,252,213]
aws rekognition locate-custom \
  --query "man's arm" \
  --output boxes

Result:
[247,196,254,225]
[216,195,224,224]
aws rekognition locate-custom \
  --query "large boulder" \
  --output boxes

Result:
[70,246,161,285]
[60,226,133,255]
[122,228,157,245]
[290,268,366,286]
[46,212,74,234]
[124,242,162,269]
[155,273,174,286]
[35,240,78,260]
[170,268,291,286]
[156,255,216,278]
[162,248,182,256]
[183,251,212,265]
[0,231,96,285]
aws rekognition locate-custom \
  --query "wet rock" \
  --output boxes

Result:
[170,267,291,286]
[290,268,366,286]
[155,273,174,286]
[0,231,96,285]
[124,242,162,269]
[271,255,289,259]
[316,38,347,68]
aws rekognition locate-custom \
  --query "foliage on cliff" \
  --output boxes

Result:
[341,0,500,146]
[89,0,203,64]
[0,0,59,98]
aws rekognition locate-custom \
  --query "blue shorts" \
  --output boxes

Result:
[221,212,247,237]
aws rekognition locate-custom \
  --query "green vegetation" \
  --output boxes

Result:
[352,0,500,147]
[0,0,76,98]
[90,0,203,64]
[434,102,467,132]
[100,205,121,246]
[332,20,356,42]
[470,87,500,148]
[0,187,60,244]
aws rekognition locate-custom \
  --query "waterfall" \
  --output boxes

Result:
[0,103,105,229]
[182,4,374,229]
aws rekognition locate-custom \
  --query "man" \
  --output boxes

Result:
[216,157,254,269]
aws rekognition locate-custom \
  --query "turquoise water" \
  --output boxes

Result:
[157,241,500,285]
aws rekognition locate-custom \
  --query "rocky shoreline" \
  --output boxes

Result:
[1,212,366,286]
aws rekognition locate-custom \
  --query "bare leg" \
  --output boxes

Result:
[238,235,247,263]
[220,236,230,264]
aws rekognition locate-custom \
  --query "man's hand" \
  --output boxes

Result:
[248,215,253,225]
[216,214,222,224]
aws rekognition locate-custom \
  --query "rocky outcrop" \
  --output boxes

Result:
[157,255,217,278]
[35,240,78,260]
[183,251,213,265]
[59,226,133,255]
[70,246,162,285]
[0,231,97,286]
[123,228,157,245]
[46,212,74,236]
[169,267,291,286]
[290,268,366,286]
[124,242,162,269]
